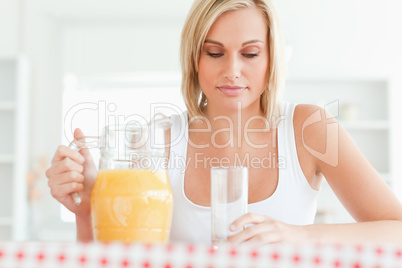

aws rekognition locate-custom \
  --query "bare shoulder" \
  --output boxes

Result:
[293,105,402,222]
[292,104,338,172]
[293,104,337,130]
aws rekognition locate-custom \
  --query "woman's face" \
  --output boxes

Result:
[198,6,269,114]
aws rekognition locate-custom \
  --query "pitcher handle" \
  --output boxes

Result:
[68,136,99,205]
[150,113,171,129]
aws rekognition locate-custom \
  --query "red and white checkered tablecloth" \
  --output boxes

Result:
[0,241,401,268]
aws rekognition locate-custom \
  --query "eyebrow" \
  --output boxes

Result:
[204,39,264,47]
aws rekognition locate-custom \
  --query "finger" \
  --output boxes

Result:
[51,145,85,165]
[74,128,85,140]
[80,148,94,164]
[48,171,84,186]
[73,128,95,163]
[228,221,272,244]
[47,158,84,177]
[49,181,84,200]
[229,213,270,232]
[245,232,283,246]
[228,222,284,246]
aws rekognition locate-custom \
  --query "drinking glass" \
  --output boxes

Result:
[211,166,248,247]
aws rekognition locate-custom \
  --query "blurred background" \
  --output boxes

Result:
[0,0,401,241]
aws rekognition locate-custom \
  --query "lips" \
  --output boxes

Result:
[217,85,247,96]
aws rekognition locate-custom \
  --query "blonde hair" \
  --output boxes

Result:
[180,0,286,126]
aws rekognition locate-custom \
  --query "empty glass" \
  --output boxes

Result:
[211,166,248,247]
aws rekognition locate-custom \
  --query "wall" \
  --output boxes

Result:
[274,0,401,78]
[0,0,20,57]
[62,20,183,76]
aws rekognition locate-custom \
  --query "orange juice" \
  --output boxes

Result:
[91,169,173,243]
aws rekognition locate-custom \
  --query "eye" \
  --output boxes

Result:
[207,52,223,58]
[243,53,259,58]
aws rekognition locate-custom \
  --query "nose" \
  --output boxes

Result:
[223,54,241,81]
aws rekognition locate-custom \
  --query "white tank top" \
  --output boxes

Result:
[167,102,319,243]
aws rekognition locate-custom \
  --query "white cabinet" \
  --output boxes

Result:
[0,57,30,240]
[283,78,391,223]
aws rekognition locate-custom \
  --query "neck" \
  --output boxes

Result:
[204,101,266,125]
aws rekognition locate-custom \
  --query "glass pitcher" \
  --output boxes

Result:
[69,116,173,243]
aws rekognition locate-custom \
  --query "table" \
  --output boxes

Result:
[0,241,401,267]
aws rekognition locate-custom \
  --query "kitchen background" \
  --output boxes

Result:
[1,0,401,241]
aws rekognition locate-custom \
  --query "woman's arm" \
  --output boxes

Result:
[228,213,402,245]
[298,105,402,223]
[229,105,402,245]
[301,104,402,242]
[305,220,402,243]
[76,214,94,242]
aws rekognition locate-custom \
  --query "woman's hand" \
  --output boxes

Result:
[45,128,97,218]
[227,213,310,246]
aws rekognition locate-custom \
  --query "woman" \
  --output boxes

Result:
[46,0,402,245]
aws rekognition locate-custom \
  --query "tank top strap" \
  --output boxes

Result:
[278,102,317,189]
